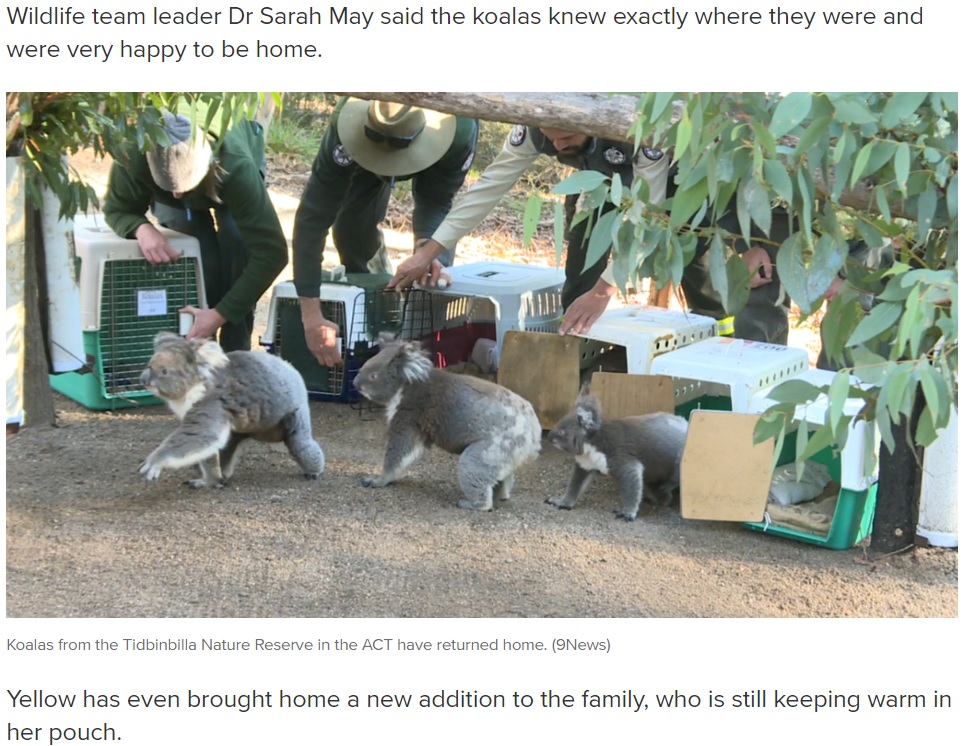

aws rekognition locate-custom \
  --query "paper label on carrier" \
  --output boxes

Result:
[137,289,168,317]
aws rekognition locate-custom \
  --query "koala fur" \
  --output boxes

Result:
[352,338,541,511]
[547,394,688,521]
[139,331,325,488]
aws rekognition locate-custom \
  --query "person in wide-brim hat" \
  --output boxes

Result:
[292,97,478,370]
[336,98,457,177]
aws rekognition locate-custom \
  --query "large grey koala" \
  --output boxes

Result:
[139,332,325,488]
[352,337,541,511]
[547,394,688,521]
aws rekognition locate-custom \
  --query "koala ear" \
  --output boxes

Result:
[576,395,602,430]
[378,331,399,347]
[154,331,181,350]
[397,340,433,382]
[194,338,230,370]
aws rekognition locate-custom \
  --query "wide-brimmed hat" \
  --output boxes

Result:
[147,113,213,193]
[336,99,456,177]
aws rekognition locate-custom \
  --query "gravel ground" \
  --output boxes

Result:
[5,394,957,618]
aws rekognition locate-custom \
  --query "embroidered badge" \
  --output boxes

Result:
[642,147,664,161]
[509,125,527,147]
[461,150,475,172]
[604,147,627,165]
[332,144,353,167]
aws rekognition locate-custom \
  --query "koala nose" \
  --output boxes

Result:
[139,369,152,386]
[351,374,361,391]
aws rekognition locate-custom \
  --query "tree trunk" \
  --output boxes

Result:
[23,202,57,428]
[336,92,908,218]
[870,390,926,554]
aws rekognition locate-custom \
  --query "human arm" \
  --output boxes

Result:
[389,128,539,290]
[103,152,180,263]
[291,121,354,297]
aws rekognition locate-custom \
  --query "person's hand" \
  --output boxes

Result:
[823,275,846,301]
[388,239,446,291]
[559,280,617,335]
[181,306,226,342]
[742,245,773,289]
[304,318,343,367]
[135,223,181,265]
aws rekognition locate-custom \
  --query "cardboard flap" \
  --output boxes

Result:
[497,331,581,428]
[680,411,774,522]
[589,371,675,418]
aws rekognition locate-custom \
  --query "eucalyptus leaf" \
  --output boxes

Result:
[801,423,838,462]
[522,192,542,248]
[894,141,911,196]
[764,380,823,405]
[881,92,928,129]
[848,302,904,346]
[551,170,608,195]
[610,171,624,207]
[583,210,621,273]
[828,370,852,434]
[763,159,794,205]
[669,182,708,229]
[740,177,772,236]
[770,93,812,139]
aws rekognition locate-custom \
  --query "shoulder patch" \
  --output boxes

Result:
[509,125,527,147]
[642,147,664,161]
[461,149,475,172]
[332,143,353,167]
[604,147,627,165]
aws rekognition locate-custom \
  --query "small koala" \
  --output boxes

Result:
[547,394,688,521]
[139,331,325,488]
[352,337,541,511]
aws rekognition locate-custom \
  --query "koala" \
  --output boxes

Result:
[139,331,325,488]
[352,337,541,511]
[547,394,688,521]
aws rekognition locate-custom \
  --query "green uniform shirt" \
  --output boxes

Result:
[292,97,479,297]
[103,118,288,325]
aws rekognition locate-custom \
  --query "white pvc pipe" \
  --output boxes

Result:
[41,185,85,372]
[917,406,959,548]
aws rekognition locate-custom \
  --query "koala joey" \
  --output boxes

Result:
[352,337,541,511]
[139,331,325,488]
[547,394,688,521]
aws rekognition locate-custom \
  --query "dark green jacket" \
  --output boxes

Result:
[103,119,288,325]
[292,97,478,296]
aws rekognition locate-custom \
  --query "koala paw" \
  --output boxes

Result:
[613,509,638,522]
[546,496,572,510]
[139,461,161,483]
[360,475,384,488]
[303,473,320,481]
[457,498,494,512]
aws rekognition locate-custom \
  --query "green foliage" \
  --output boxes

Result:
[265,114,325,162]
[560,92,957,469]
[7,92,277,219]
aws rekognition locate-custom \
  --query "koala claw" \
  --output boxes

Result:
[546,497,572,510]
[457,498,493,512]
[613,510,638,522]
[360,475,384,488]
[139,462,161,482]
[303,473,320,481]
[184,479,224,490]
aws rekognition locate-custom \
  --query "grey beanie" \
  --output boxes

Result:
[146,113,213,193]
